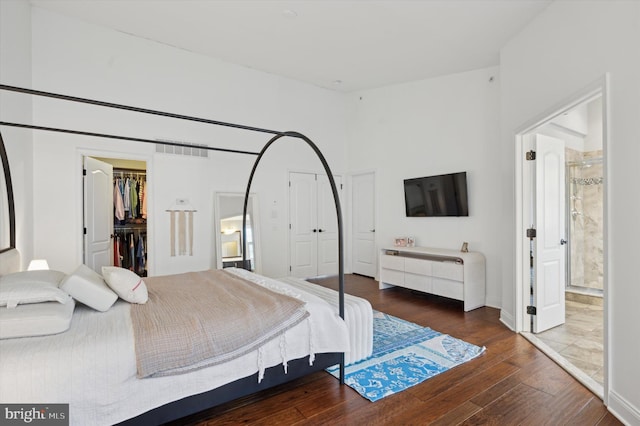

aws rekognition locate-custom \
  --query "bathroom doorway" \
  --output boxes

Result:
[517,84,607,400]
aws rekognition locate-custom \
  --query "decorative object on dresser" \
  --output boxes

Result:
[379,246,485,311]
[394,237,408,247]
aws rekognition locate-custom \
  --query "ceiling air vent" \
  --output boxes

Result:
[155,140,209,158]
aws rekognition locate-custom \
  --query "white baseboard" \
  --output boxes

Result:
[608,389,640,426]
[499,309,515,331]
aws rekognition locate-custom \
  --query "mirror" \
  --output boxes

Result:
[0,132,15,252]
[214,192,260,273]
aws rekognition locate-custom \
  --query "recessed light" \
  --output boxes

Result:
[282,9,298,19]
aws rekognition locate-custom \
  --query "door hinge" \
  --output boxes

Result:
[289,266,292,272]
[526,306,537,315]
[526,228,536,239]
[526,150,536,161]
[340,183,343,190]
[289,181,291,187]
[83,227,87,235]
[83,168,87,176]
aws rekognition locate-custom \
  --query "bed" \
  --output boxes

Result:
[0,85,373,425]
[0,251,374,425]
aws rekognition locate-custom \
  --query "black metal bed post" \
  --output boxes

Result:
[0,131,16,252]
[0,84,284,136]
[242,131,346,384]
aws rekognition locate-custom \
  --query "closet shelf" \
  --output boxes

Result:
[115,223,147,230]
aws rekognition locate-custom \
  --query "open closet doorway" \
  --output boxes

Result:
[83,156,148,277]
[516,82,607,400]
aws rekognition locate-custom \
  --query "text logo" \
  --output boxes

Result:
[1,404,68,425]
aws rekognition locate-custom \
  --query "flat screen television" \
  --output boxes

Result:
[404,172,468,217]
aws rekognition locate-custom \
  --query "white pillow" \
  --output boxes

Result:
[101,266,148,304]
[0,270,70,308]
[60,264,118,312]
[0,297,75,339]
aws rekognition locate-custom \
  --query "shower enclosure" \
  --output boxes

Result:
[565,154,604,295]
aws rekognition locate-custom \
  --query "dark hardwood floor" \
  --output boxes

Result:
[175,274,620,425]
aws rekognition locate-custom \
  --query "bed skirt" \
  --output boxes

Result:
[117,352,343,425]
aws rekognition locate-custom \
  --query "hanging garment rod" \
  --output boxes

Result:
[114,227,147,232]
[114,168,147,175]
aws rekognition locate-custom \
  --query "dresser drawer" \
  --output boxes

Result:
[380,254,404,271]
[405,257,432,275]
[432,261,464,282]
[404,273,432,293]
[432,278,464,300]
[380,268,404,286]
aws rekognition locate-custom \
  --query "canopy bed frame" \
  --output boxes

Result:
[0,84,346,424]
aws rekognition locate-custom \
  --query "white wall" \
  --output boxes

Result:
[0,0,33,268]
[500,1,640,423]
[347,67,502,308]
[29,7,348,278]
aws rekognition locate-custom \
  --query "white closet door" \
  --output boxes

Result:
[317,174,341,276]
[84,157,113,273]
[289,172,317,278]
[352,172,376,277]
[289,172,342,278]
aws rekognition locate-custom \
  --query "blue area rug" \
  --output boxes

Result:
[327,311,486,402]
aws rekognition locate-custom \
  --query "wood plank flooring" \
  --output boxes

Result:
[173,274,620,425]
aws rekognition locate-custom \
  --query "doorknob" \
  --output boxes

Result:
[560,239,567,245]
[312,229,317,233]
[318,229,324,233]
[370,229,375,232]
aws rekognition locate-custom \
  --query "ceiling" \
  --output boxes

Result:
[30,0,552,92]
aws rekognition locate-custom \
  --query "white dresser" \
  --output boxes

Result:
[379,246,485,311]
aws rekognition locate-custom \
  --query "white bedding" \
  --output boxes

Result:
[0,268,349,426]
[277,276,373,365]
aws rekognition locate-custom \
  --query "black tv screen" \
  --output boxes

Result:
[404,172,468,217]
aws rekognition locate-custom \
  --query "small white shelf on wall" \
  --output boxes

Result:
[379,246,486,312]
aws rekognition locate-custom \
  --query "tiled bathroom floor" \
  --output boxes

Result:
[535,299,604,386]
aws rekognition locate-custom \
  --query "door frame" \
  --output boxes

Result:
[78,149,153,274]
[514,75,610,402]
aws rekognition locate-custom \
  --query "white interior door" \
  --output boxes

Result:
[84,157,113,273]
[533,134,566,333]
[289,172,341,278]
[317,174,341,276]
[352,172,376,277]
[289,172,317,278]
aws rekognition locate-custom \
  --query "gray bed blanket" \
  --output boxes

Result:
[131,269,309,378]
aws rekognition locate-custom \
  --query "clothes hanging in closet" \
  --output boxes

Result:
[113,173,147,225]
[113,229,147,276]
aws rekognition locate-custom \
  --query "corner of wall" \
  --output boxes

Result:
[499,309,515,331]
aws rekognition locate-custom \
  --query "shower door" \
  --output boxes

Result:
[565,156,604,294]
